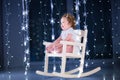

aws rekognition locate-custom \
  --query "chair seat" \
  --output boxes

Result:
[46,53,82,58]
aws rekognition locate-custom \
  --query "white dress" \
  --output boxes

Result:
[60,28,77,41]
[60,28,80,54]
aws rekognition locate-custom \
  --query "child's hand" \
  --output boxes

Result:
[46,43,54,53]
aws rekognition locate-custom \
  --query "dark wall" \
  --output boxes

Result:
[111,0,120,59]
[0,0,4,70]
[3,0,26,69]
[86,0,113,59]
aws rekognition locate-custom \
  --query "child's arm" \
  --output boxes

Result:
[64,34,74,41]
[53,36,62,44]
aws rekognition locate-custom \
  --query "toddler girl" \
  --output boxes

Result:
[46,13,77,53]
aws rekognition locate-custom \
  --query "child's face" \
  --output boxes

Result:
[60,17,71,30]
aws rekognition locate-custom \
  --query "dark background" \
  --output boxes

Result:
[29,0,113,61]
[0,0,4,70]
[0,0,120,70]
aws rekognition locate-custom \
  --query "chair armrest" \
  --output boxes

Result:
[43,41,52,46]
[60,41,82,46]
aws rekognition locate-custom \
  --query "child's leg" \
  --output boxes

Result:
[46,43,73,53]
[54,43,62,53]
[55,44,73,53]
[46,43,62,53]
[46,44,54,53]
[66,45,73,53]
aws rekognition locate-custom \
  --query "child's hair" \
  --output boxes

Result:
[62,13,76,29]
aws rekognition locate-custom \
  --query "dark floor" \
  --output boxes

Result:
[0,59,120,80]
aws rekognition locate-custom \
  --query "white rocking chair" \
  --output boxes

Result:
[36,29,101,78]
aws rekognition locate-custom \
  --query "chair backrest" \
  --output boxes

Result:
[73,29,88,74]
[74,29,88,43]
[73,29,88,55]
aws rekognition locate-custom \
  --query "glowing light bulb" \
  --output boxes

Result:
[85,62,88,68]
[50,18,55,24]
[22,10,28,16]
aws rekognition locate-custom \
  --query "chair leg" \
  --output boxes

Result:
[44,55,48,72]
[61,57,66,73]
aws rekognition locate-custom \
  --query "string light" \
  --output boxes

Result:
[85,62,88,68]
[50,0,56,72]
[75,0,81,28]
[4,0,12,79]
[50,0,55,40]
[74,0,88,69]
[103,75,106,80]
[83,0,87,30]
[112,75,115,80]
[86,50,90,55]
[22,0,30,80]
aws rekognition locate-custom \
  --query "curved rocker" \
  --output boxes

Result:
[36,67,101,78]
